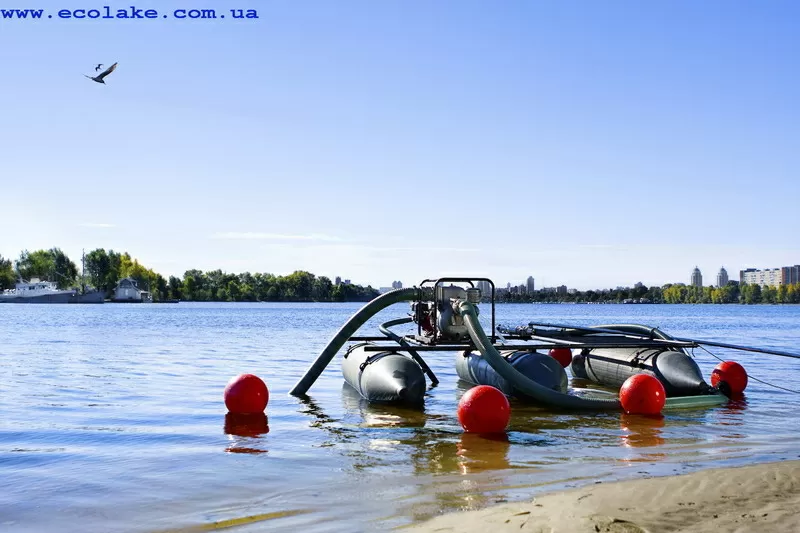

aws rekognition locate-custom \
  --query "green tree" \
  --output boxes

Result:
[17,248,77,289]
[0,254,16,290]
[85,248,115,295]
[285,271,315,301]
[761,285,776,304]
[17,249,54,281]
[312,276,333,301]
[742,283,762,304]
[168,276,183,300]
[154,274,168,302]
[265,285,279,300]
[182,270,203,301]
[777,284,788,304]
[224,279,241,301]
[787,283,799,304]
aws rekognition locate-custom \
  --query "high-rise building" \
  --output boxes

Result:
[476,280,492,297]
[526,276,535,293]
[335,276,342,285]
[716,267,729,287]
[741,265,800,287]
[691,267,703,287]
[741,268,780,287]
[739,268,756,286]
[781,265,800,285]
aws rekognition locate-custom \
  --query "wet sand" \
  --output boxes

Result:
[407,459,800,532]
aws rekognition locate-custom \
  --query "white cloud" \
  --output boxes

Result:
[351,245,481,253]
[210,232,342,241]
[78,223,115,228]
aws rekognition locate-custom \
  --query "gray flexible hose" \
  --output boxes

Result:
[457,300,622,411]
[290,288,421,396]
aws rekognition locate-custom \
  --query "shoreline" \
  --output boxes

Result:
[406,459,800,532]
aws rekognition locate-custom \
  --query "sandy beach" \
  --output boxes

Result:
[407,460,800,533]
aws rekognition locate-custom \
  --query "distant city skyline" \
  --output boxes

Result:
[394,262,800,291]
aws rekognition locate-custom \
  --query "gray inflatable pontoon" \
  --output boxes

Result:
[342,342,427,404]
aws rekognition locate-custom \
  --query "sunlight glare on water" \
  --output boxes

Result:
[1,302,799,532]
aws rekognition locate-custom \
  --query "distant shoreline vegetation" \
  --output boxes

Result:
[1,249,798,304]
[0,249,379,302]
[494,282,799,305]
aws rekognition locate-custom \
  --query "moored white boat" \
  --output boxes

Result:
[0,278,78,304]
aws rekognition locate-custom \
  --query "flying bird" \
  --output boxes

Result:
[95,63,103,71]
[85,62,118,84]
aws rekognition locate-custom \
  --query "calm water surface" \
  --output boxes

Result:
[1,302,799,532]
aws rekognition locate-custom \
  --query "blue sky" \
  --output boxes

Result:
[1,1,797,290]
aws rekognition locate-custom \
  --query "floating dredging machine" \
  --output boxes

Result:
[290,277,799,412]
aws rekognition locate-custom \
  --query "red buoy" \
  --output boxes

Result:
[457,385,511,434]
[224,374,269,414]
[619,374,666,415]
[710,361,748,396]
[548,347,573,368]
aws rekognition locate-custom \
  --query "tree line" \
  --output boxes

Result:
[0,248,380,302]
[2,249,798,304]
[496,282,800,304]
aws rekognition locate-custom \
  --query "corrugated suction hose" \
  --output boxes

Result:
[456,300,623,411]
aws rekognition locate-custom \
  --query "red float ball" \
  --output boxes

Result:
[710,361,748,396]
[457,385,511,434]
[224,374,269,414]
[548,347,573,368]
[619,374,666,415]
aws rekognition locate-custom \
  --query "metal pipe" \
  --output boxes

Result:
[670,337,800,360]
[360,342,696,352]
[518,322,694,354]
[526,322,800,360]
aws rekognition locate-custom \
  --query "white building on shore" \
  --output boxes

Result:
[113,278,152,303]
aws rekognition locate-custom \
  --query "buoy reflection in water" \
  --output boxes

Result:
[620,413,666,448]
[456,433,511,475]
[224,412,269,454]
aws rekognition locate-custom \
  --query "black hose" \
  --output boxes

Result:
[290,288,421,396]
[379,317,439,385]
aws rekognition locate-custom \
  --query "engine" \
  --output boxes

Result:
[411,284,481,343]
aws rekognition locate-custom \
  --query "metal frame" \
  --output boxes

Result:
[343,277,721,359]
